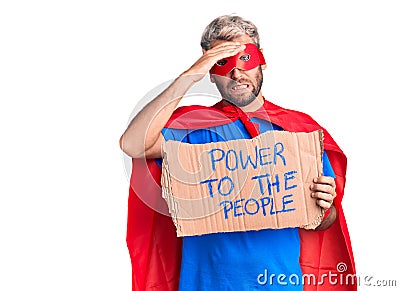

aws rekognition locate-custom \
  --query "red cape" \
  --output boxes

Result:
[126,100,356,290]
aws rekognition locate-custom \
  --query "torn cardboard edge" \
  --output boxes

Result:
[161,129,325,237]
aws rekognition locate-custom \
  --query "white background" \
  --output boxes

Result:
[1,0,399,290]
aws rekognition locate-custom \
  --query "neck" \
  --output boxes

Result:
[238,93,265,112]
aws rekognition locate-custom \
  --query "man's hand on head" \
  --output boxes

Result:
[181,41,245,83]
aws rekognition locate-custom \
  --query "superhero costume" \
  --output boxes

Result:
[126,99,356,290]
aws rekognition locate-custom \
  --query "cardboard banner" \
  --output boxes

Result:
[161,130,325,237]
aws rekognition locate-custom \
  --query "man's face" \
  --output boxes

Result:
[210,35,265,107]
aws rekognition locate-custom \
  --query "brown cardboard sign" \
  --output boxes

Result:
[161,130,325,237]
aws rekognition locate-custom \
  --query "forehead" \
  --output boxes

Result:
[210,34,255,49]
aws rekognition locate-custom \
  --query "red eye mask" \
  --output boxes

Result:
[209,43,266,76]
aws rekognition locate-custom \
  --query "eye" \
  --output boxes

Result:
[216,59,227,66]
[239,54,251,62]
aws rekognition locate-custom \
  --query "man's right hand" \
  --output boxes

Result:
[181,42,246,82]
[120,42,245,159]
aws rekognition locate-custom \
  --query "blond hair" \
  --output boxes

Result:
[200,15,260,50]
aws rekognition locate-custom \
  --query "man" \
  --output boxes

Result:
[120,15,356,290]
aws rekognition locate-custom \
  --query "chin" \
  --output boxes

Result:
[225,94,257,107]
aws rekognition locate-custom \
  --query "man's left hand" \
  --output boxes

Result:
[310,176,336,210]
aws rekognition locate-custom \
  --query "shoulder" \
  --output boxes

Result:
[166,104,233,129]
[265,100,321,129]
[265,100,343,154]
[170,105,221,118]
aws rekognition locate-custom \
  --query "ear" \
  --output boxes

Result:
[259,48,267,70]
[202,48,206,55]
[209,74,215,83]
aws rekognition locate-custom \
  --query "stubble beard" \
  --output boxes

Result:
[214,67,263,107]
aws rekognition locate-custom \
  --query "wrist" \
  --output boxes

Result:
[179,69,205,83]
[323,207,331,220]
[316,205,337,231]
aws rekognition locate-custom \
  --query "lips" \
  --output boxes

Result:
[232,84,249,91]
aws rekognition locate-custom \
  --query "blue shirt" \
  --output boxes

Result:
[160,118,335,290]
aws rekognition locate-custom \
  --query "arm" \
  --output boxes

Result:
[316,204,337,231]
[120,42,246,159]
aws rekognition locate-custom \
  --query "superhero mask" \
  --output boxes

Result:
[209,43,266,76]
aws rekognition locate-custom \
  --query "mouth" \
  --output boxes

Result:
[231,84,249,91]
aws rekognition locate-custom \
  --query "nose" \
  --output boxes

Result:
[229,67,243,80]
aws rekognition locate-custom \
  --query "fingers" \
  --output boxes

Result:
[208,41,245,53]
[315,198,332,210]
[311,183,335,196]
[205,42,246,60]
[310,176,336,210]
[183,42,246,78]
[313,176,335,188]
[312,191,334,209]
